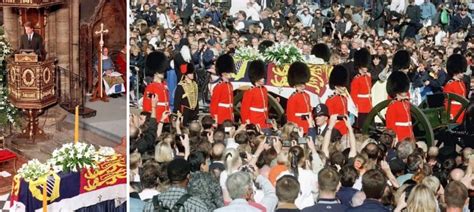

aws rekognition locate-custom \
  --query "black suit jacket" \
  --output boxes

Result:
[19,32,44,58]
[317,125,342,142]
[177,0,193,18]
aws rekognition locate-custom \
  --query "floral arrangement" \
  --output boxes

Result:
[234,46,264,61]
[97,146,116,162]
[49,142,98,173]
[17,159,50,182]
[0,27,19,127]
[263,43,304,66]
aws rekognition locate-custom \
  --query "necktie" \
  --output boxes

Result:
[317,128,321,135]
[28,34,32,41]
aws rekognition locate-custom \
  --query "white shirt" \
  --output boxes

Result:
[390,0,406,14]
[158,13,173,29]
[353,176,362,190]
[245,5,261,21]
[277,168,318,209]
[435,30,447,46]
[139,189,159,201]
[213,199,260,212]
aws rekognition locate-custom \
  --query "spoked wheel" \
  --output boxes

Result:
[362,100,435,146]
[419,93,469,124]
[233,90,285,123]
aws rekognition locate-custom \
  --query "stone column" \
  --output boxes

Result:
[55,4,70,70]
[72,0,79,75]
[3,7,19,50]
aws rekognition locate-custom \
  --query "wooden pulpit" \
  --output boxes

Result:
[6,54,57,141]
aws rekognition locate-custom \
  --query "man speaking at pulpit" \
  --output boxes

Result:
[18,21,45,60]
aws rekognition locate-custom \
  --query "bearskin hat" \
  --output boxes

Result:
[179,63,194,75]
[248,60,266,85]
[386,71,410,98]
[311,43,331,62]
[258,40,274,54]
[329,65,349,89]
[216,54,235,76]
[392,50,411,71]
[145,51,169,77]
[446,54,467,77]
[354,48,371,69]
[287,61,310,87]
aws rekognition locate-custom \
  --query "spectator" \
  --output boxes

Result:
[302,167,347,211]
[445,181,469,211]
[143,158,208,211]
[275,175,300,212]
[336,165,359,207]
[347,169,390,212]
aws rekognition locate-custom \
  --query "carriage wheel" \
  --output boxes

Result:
[418,93,469,124]
[362,100,435,146]
[233,90,285,123]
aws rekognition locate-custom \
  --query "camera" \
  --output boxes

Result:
[147,93,155,98]
[282,140,291,147]
[337,115,346,120]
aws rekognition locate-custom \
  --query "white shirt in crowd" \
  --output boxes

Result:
[390,0,407,14]
[435,30,447,46]
[277,167,318,210]
[139,189,160,201]
[158,13,173,29]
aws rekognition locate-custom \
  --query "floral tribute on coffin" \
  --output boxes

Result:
[11,142,126,212]
[230,43,332,105]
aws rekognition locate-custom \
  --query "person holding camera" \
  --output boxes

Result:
[142,51,171,123]
[241,60,270,130]
[286,62,312,134]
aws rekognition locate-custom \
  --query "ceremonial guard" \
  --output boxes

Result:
[326,65,350,135]
[386,71,414,141]
[444,54,468,124]
[286,62,312,133]
[173,63,199,126]
[210,54,235,125]
[351,48,373,128]
[142,51,170,123]
[241,60,269,128]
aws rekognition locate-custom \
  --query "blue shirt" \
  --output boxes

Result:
[336,187,358,207]
[302,198,347,212]
[346,199,390,212]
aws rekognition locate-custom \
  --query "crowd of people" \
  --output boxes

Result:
[129,0,474,211]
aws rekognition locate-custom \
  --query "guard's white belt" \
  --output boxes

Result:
[218,103,233,108]
[157,102,168,106]
[295,112,311,116]
[250,107,267,113]
[395,122,412,127]
[357,94,371,98]
[451,101,462,105]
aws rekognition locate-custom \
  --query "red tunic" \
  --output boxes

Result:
[143,82,170,123]
[443,80,466,124]
[241,86,269,128]
[210,81,234,124]
[116,51,127,91]
[350,74,372,113]
[326,94,349,135]
[386,99,414,141]
[286,91,311,133]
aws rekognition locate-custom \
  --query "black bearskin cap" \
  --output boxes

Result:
[329,65,349,89]
[248,60,266,85]
[311,43,331,62]
[216,54,235,75]
[446,54,467,77]
[287,61,310,87]
[354,48,371,69]
[145,51,169,77]
[386,71,410,98]
[392,50,411,71]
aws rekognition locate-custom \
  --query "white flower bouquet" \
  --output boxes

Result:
[234,46,264,61]
[97,146,116,162]
[48,142,98,173]
[263,43,304,66]
[17,159,50,182]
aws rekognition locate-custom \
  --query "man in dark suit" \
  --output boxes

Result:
[308,103,342,142]
[177,0,193,24]
[19,22,45,60]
